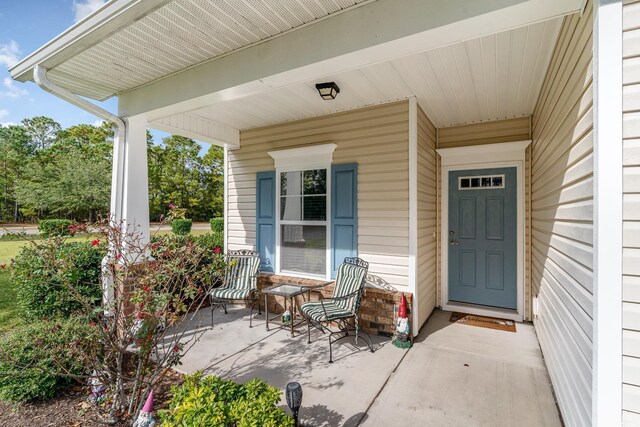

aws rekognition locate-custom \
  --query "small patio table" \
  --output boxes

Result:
[263,282,332,337]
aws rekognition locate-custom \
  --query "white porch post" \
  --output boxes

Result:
[102,115,150,312]
[111,115,151,245]
[102,115,151,312]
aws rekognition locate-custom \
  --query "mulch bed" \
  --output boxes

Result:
[0,369,183,427]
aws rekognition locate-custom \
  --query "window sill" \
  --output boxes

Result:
[258,272,332,287]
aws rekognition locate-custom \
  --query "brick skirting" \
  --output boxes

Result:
[257,273,412,336]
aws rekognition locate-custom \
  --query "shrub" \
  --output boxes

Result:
[210,217,224,233]
[151,233,225,289]
[159,372,294,427]
[13,240,105,320]
[38,219,74,237]
[171,219,192,235]
[194,232,224,252]
[0,318,97,402]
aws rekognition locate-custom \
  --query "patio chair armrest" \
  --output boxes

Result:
[325,289,362,302]
[307,280,333,299]
[318,298,331,321]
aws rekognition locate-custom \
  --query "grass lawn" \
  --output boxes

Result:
[0,271,20,333]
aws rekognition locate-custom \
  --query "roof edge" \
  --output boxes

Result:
[9,0,171,83]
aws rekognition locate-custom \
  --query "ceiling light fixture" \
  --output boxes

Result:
[315,82,340,100]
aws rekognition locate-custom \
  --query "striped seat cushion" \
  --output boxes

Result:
[332,263,366,312]
[301,300,353,321]
[211,288,252,300]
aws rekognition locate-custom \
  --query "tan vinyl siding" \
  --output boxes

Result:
[434,117,532,320]
[530,5,593,427]
[437,116,530,148]
[624,0,640,420]
[227,101,410,289]
[416,105,437,328]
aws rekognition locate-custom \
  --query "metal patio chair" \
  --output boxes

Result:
[210,249,261,328]
[301,257,374,363]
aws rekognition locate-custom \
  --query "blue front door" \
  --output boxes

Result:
[448,167,517,310]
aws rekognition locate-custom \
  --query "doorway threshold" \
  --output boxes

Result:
[442,301,522,322]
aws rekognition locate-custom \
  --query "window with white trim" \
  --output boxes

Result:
[279,169,327,276]
[268,143,337,279]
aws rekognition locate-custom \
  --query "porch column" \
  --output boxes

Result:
[110,115,151,246]
[102,115,150,314]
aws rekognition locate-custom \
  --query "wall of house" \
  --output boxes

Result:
[227,101,410,290]
[433,117,533,320]
[530,4,593,426]
[437,116,531,149]
[416,104,438,328]
[623,0,640,422]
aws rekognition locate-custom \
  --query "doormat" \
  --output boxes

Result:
[449,312,516,333]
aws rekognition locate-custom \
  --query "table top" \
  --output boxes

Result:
[262,282,332,297]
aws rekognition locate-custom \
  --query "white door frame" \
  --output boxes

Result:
[437,140,530,322]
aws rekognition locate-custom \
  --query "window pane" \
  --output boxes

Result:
[482,177,491,187]
[471,178,480,188]
[460,178,470,188]
[303,169,327,195]
[492,176,503,187]
[304,196,326,220]
[281,171,302,196]
[281,196,302,220]
[280,225,326,275]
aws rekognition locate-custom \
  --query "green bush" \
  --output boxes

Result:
[151,233,225,290]
[0,318,97,402]
[171,219,192,235]
[13,240,105,320]
[210,217,224,233]
[38,219,74,237]
[159,372,294,427]
[194,232,224,252]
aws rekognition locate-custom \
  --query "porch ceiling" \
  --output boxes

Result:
[11,0,373,100]
[180,18,562,129]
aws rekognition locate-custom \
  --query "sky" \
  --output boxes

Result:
[0,0,183,147]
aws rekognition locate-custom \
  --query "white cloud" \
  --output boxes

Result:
[93,119,105,127]
[0,122,16,127]
[73,0,108,23]
[0,109,8,119]
[0,40,21,69]
[1,77,28,99]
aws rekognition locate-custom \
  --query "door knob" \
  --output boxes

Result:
[449,240,459,246]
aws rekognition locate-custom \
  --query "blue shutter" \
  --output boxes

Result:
[256,171,276,272]
[331,163,358,278]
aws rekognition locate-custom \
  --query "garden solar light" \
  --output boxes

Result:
[315,82,340,100]
[286,381,303,426]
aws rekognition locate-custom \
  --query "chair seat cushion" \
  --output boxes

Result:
[301,300,353,321]
[211,288,252,300]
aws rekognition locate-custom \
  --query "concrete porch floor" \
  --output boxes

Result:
[173,307,562,426]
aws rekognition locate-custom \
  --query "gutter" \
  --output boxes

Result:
[33,65,125,223]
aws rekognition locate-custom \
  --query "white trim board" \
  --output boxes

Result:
[408,97,419,337]
[437,140,530,322]
[593,0,623,424]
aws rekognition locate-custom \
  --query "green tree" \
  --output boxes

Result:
[21,116,61,151]
[157,135,206,220]
[0,125,32,221]
[202,145,224,218]
[15,123,112,221]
